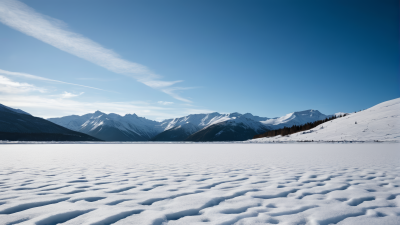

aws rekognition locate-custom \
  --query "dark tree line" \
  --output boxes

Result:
[253,114,348,139]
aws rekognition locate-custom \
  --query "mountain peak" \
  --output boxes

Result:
[93,110,105,115]
[242,113,254,116]
[293,109,322,116]
[125,113,138,118]
[228,112,242,117]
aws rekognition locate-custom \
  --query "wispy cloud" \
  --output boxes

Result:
[158,101,174,105]
[59,91,84,99]
[141,80,183,89]
[76,78,119,82]
[161,87,194,103]
[0,76,211,120]
[0,69,110,92]
[0,75,46,93]
[0,0,191,102]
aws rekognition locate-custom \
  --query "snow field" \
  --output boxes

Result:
[0,144,399,225]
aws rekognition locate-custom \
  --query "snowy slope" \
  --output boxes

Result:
[248,98,400,142]
[49,114,94,132]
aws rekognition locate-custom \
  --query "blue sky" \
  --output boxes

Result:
[0,0,398,120]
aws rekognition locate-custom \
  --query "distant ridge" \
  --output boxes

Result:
[0,103,30,115]
[0,104,101,142]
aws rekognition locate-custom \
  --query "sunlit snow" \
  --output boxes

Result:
[0,144,399,225]
[248,98,400,143]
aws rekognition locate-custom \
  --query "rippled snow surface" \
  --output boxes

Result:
[0,144,399,225]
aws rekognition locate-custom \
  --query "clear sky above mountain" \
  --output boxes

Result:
[0,0,398,120]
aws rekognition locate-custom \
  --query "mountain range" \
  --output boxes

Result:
[47,109,332,142]
[1,98,396,142]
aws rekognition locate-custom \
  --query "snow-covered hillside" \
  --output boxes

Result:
[248,98,400,142]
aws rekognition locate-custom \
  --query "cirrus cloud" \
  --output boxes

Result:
[0,69,111,92]
[0,75,47,94]
[0,0,192,102]
[158,101,174,105]
[0,76,211,120]
[59,91,84,99]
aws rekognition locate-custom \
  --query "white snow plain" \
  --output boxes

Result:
[1,144,400,225]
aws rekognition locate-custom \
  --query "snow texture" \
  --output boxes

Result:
[248,98,400,143]
[0,144,399,225]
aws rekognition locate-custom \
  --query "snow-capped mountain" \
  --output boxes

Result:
[48,109,332,142]
[152,112,271,142]
[247,98,400,143]
[48,111,163,141]
[259,109,329,129]
[48,111,270,142]
[160,112,270,131]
